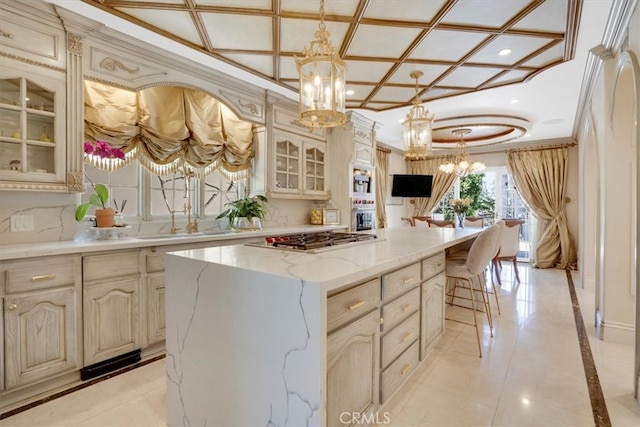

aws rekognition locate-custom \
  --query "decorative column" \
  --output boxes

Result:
[66,32,85,192]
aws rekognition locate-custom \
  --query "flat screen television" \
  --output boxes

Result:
[391,174,433,198]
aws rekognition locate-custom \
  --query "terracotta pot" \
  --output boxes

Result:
[95,208,116,228]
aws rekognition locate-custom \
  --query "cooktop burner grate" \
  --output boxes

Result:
[261,231,377,252]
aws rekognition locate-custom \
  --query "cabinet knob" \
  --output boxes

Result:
[151,246,157,253]
[9,303,17,310]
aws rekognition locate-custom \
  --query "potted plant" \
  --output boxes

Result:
[216,195,268,230]
[75,140,126,227]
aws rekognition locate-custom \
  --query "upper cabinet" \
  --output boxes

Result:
[253,102,330,200]
[0,68,66,185]
[0,1,75,191]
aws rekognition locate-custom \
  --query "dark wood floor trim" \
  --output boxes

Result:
[0,353,166,420]
[565,269,612,427]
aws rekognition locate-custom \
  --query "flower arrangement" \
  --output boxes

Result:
[75,140,126,223]
[450,198,472,214]
[83,140,125,160]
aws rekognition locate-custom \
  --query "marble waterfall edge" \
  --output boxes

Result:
[165,255,324,426]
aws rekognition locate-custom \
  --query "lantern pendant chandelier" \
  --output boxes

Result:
[439,128,486,177]
[296,0,347,129]
[403,70,434,160]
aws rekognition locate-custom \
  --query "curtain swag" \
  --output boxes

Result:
[83,81,254,179]
[407,157,456,215]
[375,149,390,228]
[506,147,577,269]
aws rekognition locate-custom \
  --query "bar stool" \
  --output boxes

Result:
[444,223,502,357]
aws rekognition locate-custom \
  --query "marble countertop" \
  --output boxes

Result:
[168,227,482,292]
[0,224,346,261]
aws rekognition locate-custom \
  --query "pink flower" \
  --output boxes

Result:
[84,140,126,160]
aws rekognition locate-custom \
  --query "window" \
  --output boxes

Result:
[83,163,246,221]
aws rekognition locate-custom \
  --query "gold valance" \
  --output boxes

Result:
[83,81,254,180]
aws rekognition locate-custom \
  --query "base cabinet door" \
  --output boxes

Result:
[4,288,78,389]
[326,310,380,427]
[145,273,166,345]
[84,278,140,366]
[420,272,445,360]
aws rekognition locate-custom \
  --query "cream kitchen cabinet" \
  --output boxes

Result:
[0,255,82,393]
[0,66,66,188]
[269,130,328,198]
[326,279,381,426]
[0,1,71,191]
[420,252,446,360]
[82,251,141,366]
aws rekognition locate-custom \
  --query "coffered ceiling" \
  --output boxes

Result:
[51,0,614,150]
[83,0,580,114]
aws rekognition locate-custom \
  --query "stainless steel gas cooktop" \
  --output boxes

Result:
[245,231,379,253]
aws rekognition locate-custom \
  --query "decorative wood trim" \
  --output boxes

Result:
[0,29,14,39]
[67,33,82,56]
[67,172,84,193]
[0,52,65,73]
[99,57,140,75]
[83,75,136,92]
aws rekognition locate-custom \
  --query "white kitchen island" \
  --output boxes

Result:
[165,227,481,427]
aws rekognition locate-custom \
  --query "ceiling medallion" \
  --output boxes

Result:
[439,128,486,177]
[295,0,347,129]
[403,70,434,160]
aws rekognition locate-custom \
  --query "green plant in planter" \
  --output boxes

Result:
[75,183,109,221]
[216,195,268,225]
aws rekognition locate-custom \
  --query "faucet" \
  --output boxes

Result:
[170,210,180,234]
[183,170,198,233]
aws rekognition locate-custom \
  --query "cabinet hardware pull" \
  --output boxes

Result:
[402,332,413,342]
[348,301,366,311]
[9,304,17,310]
[31,274,55,282]
[401,364,412,375]
[379,317,384,324]
[402,304,413,312]
[434,263,442,268]
[401,277,414,284]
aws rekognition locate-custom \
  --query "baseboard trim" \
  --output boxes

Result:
[599,320,635,345]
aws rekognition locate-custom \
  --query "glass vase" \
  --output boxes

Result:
[455,212,466,228]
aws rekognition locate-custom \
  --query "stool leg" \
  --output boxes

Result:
[466,278,482,358]
[477,274,493,337]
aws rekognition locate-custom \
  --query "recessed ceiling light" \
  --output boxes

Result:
[346,89,355,96]
[498,48,512,56]
[398,118,404,123]
[510,99,519,104]
[524,133,531,137]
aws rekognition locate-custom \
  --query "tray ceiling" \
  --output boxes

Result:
[83,0,581,113]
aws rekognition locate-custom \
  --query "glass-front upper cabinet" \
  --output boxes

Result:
[0,67,65,187]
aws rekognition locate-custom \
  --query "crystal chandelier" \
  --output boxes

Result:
[403,71,434,160]
[296,0,347,129]
[439,128,486,177]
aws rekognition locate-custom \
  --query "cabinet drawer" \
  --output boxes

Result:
[4,256,78,293]
[382,263,420,302]
[421,252,445,281]
[327,278,380,333]
[381,287,419,332]
[83,251,140,282]
[146,252,165,273]
[381,312,419,368]
[380,341,419,404]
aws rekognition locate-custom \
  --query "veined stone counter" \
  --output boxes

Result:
[0,224,345,260]
[165,227,481,426]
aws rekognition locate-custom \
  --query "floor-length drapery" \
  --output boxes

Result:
[407,157,456,215]
[375,147,390,228]
[506,146,577,268]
